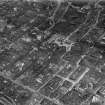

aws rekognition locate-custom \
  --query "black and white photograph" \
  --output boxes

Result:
[0,0,105,105]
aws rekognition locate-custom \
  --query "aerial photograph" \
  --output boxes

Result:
[0,0,105,105]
